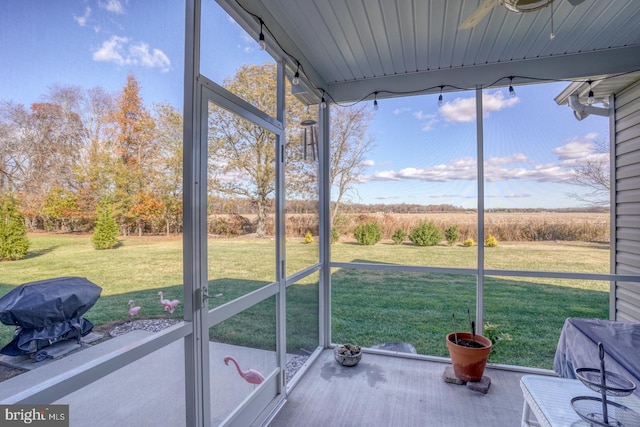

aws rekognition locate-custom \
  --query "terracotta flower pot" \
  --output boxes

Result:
[446,332,492,382]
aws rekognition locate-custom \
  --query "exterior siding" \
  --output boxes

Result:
[615,79,640,322]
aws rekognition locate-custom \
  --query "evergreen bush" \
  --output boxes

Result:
[391,228,407,245]
[444,225,460,246]
[409,221,442,246]
[0,193,30,260]
[485,234,499,247]
[330,226,340,244]
[304,231,314,243]
[354,221,382,245]
[92,200,119,249]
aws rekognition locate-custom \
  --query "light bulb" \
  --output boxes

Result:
[509,85,516,97]
[587,90,595,105]
[438,94,443,107]
[258,21,266,50]
[321,97,327,109]
[292,63,300,85]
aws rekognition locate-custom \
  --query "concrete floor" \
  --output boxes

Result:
[269,349,529,427]
[1,331,278,426]
[1,334,538,426]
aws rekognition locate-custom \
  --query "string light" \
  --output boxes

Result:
[292,62,300,86]
[549,0,555,40]
[373,92,379,111]
[258,19,266,50]
[236,6,640,113]
[438,86,444,106]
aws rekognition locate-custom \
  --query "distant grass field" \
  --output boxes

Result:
[0,233,609,369]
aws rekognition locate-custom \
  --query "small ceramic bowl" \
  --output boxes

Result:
[334,344,362,367]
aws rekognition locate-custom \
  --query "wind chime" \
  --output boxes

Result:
[300,119,319,161]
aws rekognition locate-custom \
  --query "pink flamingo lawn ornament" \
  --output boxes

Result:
[128,300,141,317]
[158,291,180,314]
[223,356,265,386]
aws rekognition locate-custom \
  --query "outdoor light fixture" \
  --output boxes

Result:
[509,77,516,97]
[258,19,266,50]
[438,86,444,106]
[373,92,379,111]
[320,91,327,109]
[301,119,318,161]
[587,81,595,105]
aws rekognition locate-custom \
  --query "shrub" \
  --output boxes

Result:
[354,221,382,245]
[330,226,340,244]
[0,193,30,260]
[304,231,314,243]
[485,234,498,247]
[92,200,119,249]
[409,221,442,246]
[463,238,475,247]
[444,225,460,246]
[391,228,407,245]
[483,322,513,361]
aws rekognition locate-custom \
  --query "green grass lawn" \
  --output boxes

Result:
[0,234,609,369]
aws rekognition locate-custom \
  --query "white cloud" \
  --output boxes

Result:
[361,133,605,186]
[421,118,438,132]
[93,36,171,72]
[93,36,128,64]
[439,90,519,123]
[100,0,124,14]
[552,134,609,169]
[361,159,375,167]
[128,42,171,72]
[73,7,91,26]
[393,107,411,115]
[413,110,433,120]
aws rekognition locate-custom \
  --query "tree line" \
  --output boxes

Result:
[0,63,374,237]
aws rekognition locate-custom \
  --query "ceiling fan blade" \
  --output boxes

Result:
[459,0,500,29]
[566,0,585,5]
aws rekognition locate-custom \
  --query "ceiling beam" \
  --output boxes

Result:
[324,45,640,103]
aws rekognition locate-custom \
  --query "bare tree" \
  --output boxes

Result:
[208,63,307,237]
[567,139,610,206]
[329,104,375,225]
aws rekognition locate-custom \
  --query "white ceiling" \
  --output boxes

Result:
[224,0,640,103]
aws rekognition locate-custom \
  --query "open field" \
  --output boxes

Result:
[251,210,612,242]
[0,232,610,369]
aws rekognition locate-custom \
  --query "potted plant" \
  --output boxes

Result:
[446,312,492,382]
[334,343,362,367]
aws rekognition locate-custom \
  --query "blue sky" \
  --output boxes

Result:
[1,1,610,209]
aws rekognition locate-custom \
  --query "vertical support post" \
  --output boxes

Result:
[318,101,331,348]
[608,93,617,320]
[275,59,287,391]
[183,0,209,425]
[475,86,485,334]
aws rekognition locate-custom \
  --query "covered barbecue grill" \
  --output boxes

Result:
[0,276,102,361]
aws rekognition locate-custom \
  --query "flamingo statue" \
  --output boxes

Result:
[158,291,180,314]
[128,299,141,317]
[223,356,265,385]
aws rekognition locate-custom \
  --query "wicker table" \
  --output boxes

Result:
[520,375,640,427]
